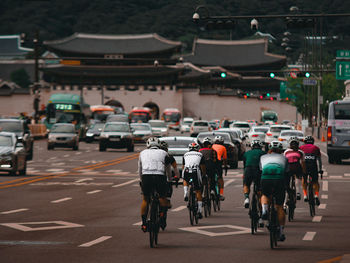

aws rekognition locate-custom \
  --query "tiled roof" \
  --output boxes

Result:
[184,38,286,68]
[44,33,182,56]
[0,35,33,59]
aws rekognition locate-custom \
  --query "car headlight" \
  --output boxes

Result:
[86,133,94,137]
[17,136,23,140]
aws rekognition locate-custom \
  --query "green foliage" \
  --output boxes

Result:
[10,68,31,89]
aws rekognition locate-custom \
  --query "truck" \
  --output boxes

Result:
[261,110,278,123]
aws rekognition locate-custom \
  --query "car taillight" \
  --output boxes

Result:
[190,127,193,132]
[266,133,272,136]
[278,138,285,141]
[327,126,332,141]
[252,134,259,137]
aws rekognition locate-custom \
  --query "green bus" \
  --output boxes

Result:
[261,110,278,123]
[44,94,91,138]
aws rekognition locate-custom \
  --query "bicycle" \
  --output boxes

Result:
[306,173,316,217]
[202,175,211,217]
[187,176,199,225]
[286,175,297,222]
[210,172,220,212]
[267,194,279,249]
[249,181,260,234]
[147,188,160,248]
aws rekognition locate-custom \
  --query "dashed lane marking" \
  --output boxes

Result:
[171,205,187,212]
[224,179,236,187]
[75,178,93,183]
[106,170,122,173]
[45,169,66,173]
[319,204,327,209]
[322,181,328,191]
[303,231,316,241]
[320,150,328,157]
[63,155,70,158]
[79,236,112,248]
[312,216,322,222]
[321,194,328,199]
[87,190,102,194]
[1,221,84,232]
[133,221,142,226]
[1,208,29,215]
[112,179,139,188]
[51,197,72,204]
[329,175,343,179]
[345,173,350,177]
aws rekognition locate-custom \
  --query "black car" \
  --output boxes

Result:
[197,132,239,169]
[85,123,104,143]
[0,119,34,160]
[217,128,246,160]
[99,122,134,152]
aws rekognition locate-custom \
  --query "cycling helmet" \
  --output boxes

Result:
[251,140,263,148]
[188,142,200,151]
[159,140,168,152]
[269,141,283,150]
[289,136,299,147]
[202,137,212,145]
[214,135,224,144]
[146,137,160,148]
[304,135,314,144]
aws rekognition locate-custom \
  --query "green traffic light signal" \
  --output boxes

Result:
[269,73,275,78]
[267,93,270,97]
[305,72,310,78]
[221,72,227,78]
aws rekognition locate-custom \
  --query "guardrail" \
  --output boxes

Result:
[28,124,47,139]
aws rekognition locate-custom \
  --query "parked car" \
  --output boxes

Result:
[180,117,194,133]
[85,123,105,143]
[159,136,196,173]
[247,126,270,145]
[265,124,293,151]
[217,128,246,160]
[47,123,79,150]
[197,131,239,168]
[278,130,305,150]
[190,120,211,137]
[130,123,152,143]
[99,122,134,152]
[0,132,27,175]
[230,121,251,135]
[148,120,168,137]
[0,119,33,160]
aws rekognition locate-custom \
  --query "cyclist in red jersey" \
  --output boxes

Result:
[299,136,323,206]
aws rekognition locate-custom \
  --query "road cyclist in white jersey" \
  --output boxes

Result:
[139,137,173,232]
[182,142,206,219]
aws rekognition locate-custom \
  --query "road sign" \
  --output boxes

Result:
[337,50,350,59]
[336,61,350,80]
[303,78,317,85]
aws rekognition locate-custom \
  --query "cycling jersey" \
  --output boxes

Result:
[260,153,289,180]
[212,144,227,161]
[284,149,305,164]
[243,148,265,168]
[299,144,321,169]
[183,151,205,190]
[199,147,217,173]
[138,147,172,178]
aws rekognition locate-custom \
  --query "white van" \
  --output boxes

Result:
[327,98,350,163]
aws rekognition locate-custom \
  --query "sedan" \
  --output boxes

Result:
[217,128,246,160]
[265,124,293,151]
[230,121,251,135]
[0,132,27,175]
[278,130,305,150]
[47,123,79,150]
[197,132,239,169]
[148,120,168,137]
[99,122,134,152]
[180,117,194,133]
[130,123,152,143]
[247,126,269,145]
[85,122,105,143]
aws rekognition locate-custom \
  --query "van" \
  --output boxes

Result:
[327,98,350,163]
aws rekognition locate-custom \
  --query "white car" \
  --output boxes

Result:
[180,117,194,133]
[247,126,269,145]
[148,120,168,137]
[190,120,211,137]
[265,125,293,150]
[230,121,251,135]
[278,130,305,150]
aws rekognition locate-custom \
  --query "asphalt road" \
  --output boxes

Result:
[0,131,349,263]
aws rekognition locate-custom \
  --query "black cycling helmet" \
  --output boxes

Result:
[159,141,168,152]
[304,135,314,144]
[251,140,263,149]
[289,136,299,147]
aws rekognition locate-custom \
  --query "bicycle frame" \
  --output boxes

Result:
[148,190,160,248]
[249,182,260,234]
[267,195,279,249]
[306,173,316,217]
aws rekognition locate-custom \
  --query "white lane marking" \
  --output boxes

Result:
[87,190,102,194]
[303,232,316,241]
[171,205,187,212]
[224,179,236,187]
[106,169,122,173]
[322,181,328,191]
[1,221,84,232]
[75,152,82,155]
[112,179,139,188]
[319,204,327,209]
[323,171,328,176]
[133,221,142,226]
[345,173,350,177]
[227,171,239,175]
[46,168,65,172]
[179,225,253,237]
[52,163,65,166]
[75,178,93,183]
[51,197,72,203]
[312,216,322,222]
[63,155,70,158]
[78,171,100,175]
[321,194,328,199]
[320,150,327,157]
[329,175,343,179]
[78,236,112,247]
[1,208,29,215]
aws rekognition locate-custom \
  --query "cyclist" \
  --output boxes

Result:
[182,142,206,219]
[139,137,173,232]
[212,135,227,201]
[284,137,306,202]
[243,140,266,208]
[199,137,218,195]
[159,140,180,209]
[260,141,289,242]
[299,136,323,206]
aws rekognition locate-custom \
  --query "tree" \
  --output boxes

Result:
[10,68,31,89]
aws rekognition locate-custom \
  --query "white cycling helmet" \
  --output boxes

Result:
[202,137,212,145]
[288,136,299,146]
[214,135,224,144]
[146,137,160,148]
[269,140,283,150]
[251,140,264,148]
[188,142,200,151]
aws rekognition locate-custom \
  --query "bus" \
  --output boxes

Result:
[162,108,181,130]
[44,94,91,138]
[90,105,115,122]
[129,107,151,123]
[261,110,278,123]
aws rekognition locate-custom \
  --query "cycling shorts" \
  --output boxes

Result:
[183,170,202,191]
[261,179,285,206]
[243,166,261,189]
[288,162,303,179]
[216,161,223,178]
[141,174,168,197]
[303,169,319,183]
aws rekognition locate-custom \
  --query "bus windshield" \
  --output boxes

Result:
[130,113,150,123]
[163,112,180,122]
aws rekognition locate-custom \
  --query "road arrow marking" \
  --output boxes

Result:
[303,232,316,241]
[179,225,255,237]
[1,221,84,232]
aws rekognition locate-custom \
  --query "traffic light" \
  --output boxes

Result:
[258,95,264,100]
[304,72,311,78]
[269,73,275,78]
[204,19,235,30]
[221,72,227,78]
[266,93,271,97]
[285,17,316,29]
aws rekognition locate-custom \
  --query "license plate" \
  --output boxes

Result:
[110,138,120,142]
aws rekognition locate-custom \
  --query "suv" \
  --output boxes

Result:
[190,120,211,137]
[0,119,34,160]
[265,124,292,151]
[230,121,251,135]
[99,122,134,152]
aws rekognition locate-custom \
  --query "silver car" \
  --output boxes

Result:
[278,130,305,150]
[0,132,27,175]
[148,120,168,137]
[247,126,269,145]
[265,125,292,151]
[48,123,79,150]
[130,123,152,143]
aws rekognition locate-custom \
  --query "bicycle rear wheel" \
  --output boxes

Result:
[269,205,278,249]
[149,200,159,248]
[189,188,194,225]
[203,182,210,217]
[250,195,258,234]
[211,193,217,212]
[308,186,315,217]
[288,192,296,222]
